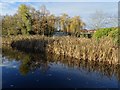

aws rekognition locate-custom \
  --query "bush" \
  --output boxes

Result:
[93,27,119,45]
[108,28,119,45]
[93,28,114,39]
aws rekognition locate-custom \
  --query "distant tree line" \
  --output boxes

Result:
[2,4,85,36]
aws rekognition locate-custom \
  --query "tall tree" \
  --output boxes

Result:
[47,14,56,35]
[39,5,50,35]
[59,13,69,32]
[2,15,18,35]
[2,4,86,37]
[28,6,41,34]
[69,16,85,36]
[18,4,32,35]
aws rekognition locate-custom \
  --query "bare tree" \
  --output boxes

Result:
[107,14,118,27]
[88,10,118,30]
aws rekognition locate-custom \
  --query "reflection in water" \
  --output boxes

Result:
[2,46,120,81]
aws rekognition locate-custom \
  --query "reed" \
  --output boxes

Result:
[3,35,118,65]
[47,37,118,65]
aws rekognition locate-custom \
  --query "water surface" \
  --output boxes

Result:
[1,46,120,88]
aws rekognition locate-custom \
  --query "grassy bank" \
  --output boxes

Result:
[3,35,118,65]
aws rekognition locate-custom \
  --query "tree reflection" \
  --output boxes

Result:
[2,46,120,81]
[20,64,30,75]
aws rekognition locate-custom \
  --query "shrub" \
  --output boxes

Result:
[108,28,119,45]
[93,28,114,39]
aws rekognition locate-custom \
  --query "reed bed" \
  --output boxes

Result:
[2,35,47,45]
[47,37,118,65]
[3,35,119,65]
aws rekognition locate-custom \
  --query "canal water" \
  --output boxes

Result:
[1,46,120,88]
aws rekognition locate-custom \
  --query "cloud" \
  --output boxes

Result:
[1,0,30,3]
[0,3,10,9]
[0,2,17,15]
[0,1,117,22]
[0,0,119,2]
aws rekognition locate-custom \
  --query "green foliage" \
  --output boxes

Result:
[2,4,86,37]
[2,15,19,35]
[108,28,119,45]
[93,28,114,39]
[108,28,118,38]
[93,27,119,45]
[18,4,32,35]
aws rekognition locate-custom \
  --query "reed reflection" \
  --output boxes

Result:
[2,46,120,81]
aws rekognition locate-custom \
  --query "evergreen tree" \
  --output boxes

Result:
[18,4,32,35]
